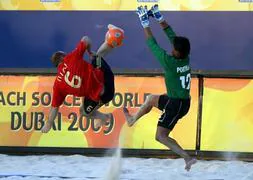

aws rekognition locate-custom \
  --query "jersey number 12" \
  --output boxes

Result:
[180,73,191,90]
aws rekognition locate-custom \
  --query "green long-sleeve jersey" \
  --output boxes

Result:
[146,26,191,99]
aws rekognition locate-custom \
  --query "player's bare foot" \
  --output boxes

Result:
[185,158,197,171]
[123,108,135,127]
[41,122,52,133]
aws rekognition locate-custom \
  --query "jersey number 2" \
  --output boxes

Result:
[64,71,82,88]
[180,73,191,90]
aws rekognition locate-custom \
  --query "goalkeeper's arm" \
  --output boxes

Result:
[150,4,177,45]
[159,20,177,45]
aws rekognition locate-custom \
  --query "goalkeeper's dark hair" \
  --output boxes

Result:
[173,36,190,59]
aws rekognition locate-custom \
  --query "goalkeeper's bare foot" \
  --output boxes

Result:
[185,158,197,171]
[123,108,135,127]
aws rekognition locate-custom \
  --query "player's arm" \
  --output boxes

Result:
[48,106,59,125]
[41,107,59,133]
[160,21,176,44]
[136,6,168,68]
[71,36,92,58]
[150,4,176,44]
[81,36,92,54]
[145,30,168,68]
[41,86,65,133]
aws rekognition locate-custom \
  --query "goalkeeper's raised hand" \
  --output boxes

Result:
[136,6,149,28]
[150,4,164,23]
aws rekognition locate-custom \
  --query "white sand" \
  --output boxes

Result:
[0,153,253,180]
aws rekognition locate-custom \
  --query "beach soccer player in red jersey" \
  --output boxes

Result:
[41,24,124,133]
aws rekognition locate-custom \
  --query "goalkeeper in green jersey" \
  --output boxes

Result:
[123,5,196,171]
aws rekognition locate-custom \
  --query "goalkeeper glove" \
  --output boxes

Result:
[136,6,150,28]
[149,4,164,23]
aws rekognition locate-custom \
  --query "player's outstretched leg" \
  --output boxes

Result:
[123,95,160,127]
[123,108,135,127]
[97,24,124,58]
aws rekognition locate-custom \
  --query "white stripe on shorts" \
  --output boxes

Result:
[167,101,183,128]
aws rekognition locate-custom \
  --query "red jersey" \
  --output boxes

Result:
[52,41,104,107]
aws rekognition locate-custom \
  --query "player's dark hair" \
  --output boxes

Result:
[173,36,190,59]
[51,51,66,67]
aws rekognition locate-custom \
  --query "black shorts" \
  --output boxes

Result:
[82,56,115,115]
[157,95,190,130]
